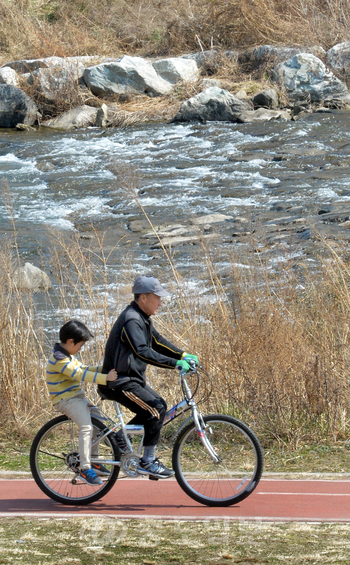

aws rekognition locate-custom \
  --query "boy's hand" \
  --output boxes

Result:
[106,369,118,381]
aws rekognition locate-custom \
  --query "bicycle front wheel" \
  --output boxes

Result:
[30,415,120,505]
[172,414,263,507]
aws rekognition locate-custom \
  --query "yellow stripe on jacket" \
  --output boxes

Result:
[46,352,108,405]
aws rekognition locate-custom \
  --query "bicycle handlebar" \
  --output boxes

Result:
[176,359,199,375]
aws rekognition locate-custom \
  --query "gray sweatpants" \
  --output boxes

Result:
[55,391,98,471]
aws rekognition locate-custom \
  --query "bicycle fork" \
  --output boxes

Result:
[191,406,221,463]
[179,372,221,464]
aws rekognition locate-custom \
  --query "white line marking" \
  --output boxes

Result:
[0,512,349,523]
[258,492,350,496]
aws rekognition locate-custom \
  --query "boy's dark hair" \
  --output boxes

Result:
[59,320,93,344]
[134,294,141,302]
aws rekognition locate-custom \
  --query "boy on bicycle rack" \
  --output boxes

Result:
[46,320,118,486]
[99,275,198,480]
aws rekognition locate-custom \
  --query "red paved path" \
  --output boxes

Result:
[1,478,350,521]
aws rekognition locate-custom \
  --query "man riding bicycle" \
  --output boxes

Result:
[99,275,198,479]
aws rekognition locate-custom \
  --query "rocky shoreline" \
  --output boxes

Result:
[1,41,350,129]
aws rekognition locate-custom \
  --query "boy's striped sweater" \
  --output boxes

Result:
[46,343,108,405]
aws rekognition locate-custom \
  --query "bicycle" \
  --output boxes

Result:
[30,362,264,507]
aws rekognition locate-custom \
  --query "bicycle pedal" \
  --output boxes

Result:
[148,475,159,481]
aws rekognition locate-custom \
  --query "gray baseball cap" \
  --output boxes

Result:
[132,275,170,297]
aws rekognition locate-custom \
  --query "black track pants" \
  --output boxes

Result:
[106,381,167,446]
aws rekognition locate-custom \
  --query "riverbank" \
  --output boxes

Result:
[2,43,350,129]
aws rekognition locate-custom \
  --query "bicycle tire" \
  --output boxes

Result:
[172,414,263,507]
[30,415,120,505]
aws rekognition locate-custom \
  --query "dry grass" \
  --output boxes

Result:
[3,172,350,451]
[1,0,350,67]
[3,1,349,121]
[2,517,350,565]
[0,237,48,430]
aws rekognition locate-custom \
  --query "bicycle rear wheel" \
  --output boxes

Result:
[30,415,120,505]
[172,414,263,507]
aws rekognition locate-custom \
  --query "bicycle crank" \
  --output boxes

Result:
[121,452,141,477]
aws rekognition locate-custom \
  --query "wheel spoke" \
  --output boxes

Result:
[30,416,119,505]
[37,449,66,461]
[173,415,263,507]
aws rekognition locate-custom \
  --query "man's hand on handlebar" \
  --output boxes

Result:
[182,353,199,364]
[176,359,191,372]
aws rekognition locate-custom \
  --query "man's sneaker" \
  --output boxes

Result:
[111,433,129,454]
[137,458,175,479]
[92,463,110,477]
[80,468,103,485]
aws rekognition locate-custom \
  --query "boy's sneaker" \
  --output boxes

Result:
[80,468,103,485]
[137,458,175,479]
[92,463,110,477]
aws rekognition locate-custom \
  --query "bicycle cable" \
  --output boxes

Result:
[180,365,213,406]
[194,366,213,406]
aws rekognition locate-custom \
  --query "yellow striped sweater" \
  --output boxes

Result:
[46,343,108,405]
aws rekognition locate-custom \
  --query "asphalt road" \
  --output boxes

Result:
[1,478,350,521]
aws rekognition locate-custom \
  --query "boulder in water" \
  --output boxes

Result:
[171,87,252,123]
[13,262,52,291]
[237,108,291,123]
[41,105,98,129]
[0,84,38,127]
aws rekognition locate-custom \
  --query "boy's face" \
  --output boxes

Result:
[62,339,86,356]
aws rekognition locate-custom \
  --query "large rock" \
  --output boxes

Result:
[252,88,279,109]
[13,262,52,291]
[95,103,108,127]
[238,45,325,71]
[28,62,84,104]
[6,56,102,77]
[326,42,350,78]
[0,66,19,86]
[41,105,98,130]
[152,57,198,84]
[239,45,305,70]
[237,108,292,123]
[171,87,252,123]
[0,84,38,127]
[84,56,173,97]
[191,213,233,225]
[271,53,350,105]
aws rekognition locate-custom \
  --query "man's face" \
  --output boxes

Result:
[138,293,162,316]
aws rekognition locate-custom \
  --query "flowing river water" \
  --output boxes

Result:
[1,109,350,307]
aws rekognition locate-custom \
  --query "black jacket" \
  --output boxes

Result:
[100,301,184,387]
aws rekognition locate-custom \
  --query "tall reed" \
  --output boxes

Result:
[1,200,350,448]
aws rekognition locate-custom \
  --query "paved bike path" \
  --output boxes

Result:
[1,478,350,521]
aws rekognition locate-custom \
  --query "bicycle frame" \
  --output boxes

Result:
[90,368,220,467]
[30,364,263,507]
